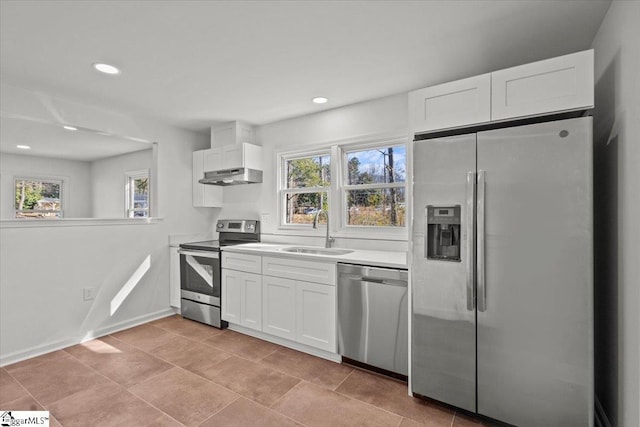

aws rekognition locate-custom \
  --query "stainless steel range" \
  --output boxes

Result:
[178,219,260,328]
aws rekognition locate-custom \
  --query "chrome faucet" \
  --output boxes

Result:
[312,209,335,248]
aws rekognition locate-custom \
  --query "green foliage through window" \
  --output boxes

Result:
[284,154,330,225]
[14,178,62,218]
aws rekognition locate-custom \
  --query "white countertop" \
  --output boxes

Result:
[221,242,407,269]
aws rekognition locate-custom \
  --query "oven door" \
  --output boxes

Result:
[178,249,220,306]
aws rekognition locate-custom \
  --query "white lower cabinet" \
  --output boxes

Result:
[262,276,296,340]
[222,251,337,353]
[295,280,336,352]
[221,268,262,331]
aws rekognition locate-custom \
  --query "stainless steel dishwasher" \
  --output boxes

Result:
[337,263,408,377]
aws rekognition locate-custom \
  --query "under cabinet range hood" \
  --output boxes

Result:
[199,167,262,185]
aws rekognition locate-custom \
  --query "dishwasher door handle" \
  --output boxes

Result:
[361,277,408,287]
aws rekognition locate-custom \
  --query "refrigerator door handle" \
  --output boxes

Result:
[477,170,486,312]
[466,171,476,311]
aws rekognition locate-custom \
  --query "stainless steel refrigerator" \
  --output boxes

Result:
[411,117,593,426]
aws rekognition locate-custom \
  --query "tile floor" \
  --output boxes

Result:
[0,315,493,426]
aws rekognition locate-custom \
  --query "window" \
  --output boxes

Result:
[278,137,407,235]
[125,170,149,218]
[342,144,407,227]
[14,178,63,218]
[281,152,330,225]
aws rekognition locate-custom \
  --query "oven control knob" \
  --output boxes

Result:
[217,223,224,229]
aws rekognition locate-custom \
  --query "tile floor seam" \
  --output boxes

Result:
[62,342,175,391]
[331,366,356,391]
[2,367,60,424]
[266,378,307,411]
[255,357,348,390]
[125,384,194,427]
[330,387,410,424]
[194,395,241,427]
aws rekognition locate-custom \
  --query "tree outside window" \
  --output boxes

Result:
[282,154,330,225]
[344,145,406,227]
[14,178,63,218]
[125,170,149,218]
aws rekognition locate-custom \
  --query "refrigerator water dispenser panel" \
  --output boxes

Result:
[426,205,461,262]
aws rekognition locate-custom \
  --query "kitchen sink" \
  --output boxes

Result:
[281,247,354,256]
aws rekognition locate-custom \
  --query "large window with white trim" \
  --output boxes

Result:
[281,152,330,226]
[278,137,407,235]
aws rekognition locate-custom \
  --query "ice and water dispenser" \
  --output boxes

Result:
[426,205,461,262]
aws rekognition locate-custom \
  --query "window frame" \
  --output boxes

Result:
[277,135,408,240]
[13,176,65,219]
[125,169,150,218]
[338,138,408,234]
[278,149,332,230]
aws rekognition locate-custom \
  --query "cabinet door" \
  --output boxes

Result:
[491,49,594,121]
[169,247,181,309]
[203,148,223,171]
[222,144,243,169]
[295,281,336,352]
[193,150,222,207]
[221,268,242,324]
[409,73,491,134]
[263,276,296,340]
[242,272,262,331]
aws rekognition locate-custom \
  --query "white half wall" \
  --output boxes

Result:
[591,2,640,426]
[0,108,216,365]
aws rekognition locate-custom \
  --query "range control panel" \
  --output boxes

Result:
[216,219,259,234]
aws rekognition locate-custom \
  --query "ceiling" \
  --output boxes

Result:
[0,0,611,134]
[0,115,152,161]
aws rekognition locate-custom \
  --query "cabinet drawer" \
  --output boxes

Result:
[491,49,594,121]
[222,252,262,274]
[410,73,491,134]
[263,256,336,286]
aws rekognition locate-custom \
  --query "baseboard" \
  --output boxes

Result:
[0,308,175,367]
[227,323,342,363]
[595,396,611,427]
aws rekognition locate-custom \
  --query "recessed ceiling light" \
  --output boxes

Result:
[93,62,120,75]
[16,145,31,150]
[312,97,328,104]
[63,125,77,131]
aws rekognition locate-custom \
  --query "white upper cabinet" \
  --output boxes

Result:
[192,150,222,207]
[409,74,491,133]
[221,143,263,170]
[409,50,594,134]
[491,50,594,121]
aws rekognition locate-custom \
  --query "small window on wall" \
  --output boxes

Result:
[14,178,63,219]
[281,152,330,225]
[343,144,407,227]
[125,170,149,218]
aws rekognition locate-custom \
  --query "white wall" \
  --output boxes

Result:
[591,2,640,426]
[0,153,92,219]
[0,112,215,364]
[219,93,409,251]
[91,148,153,218]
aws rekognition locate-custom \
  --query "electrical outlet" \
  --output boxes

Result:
[83,287,96,301]
[260,213,270,225]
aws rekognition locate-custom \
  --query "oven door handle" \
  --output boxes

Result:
[178,249,219,259]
